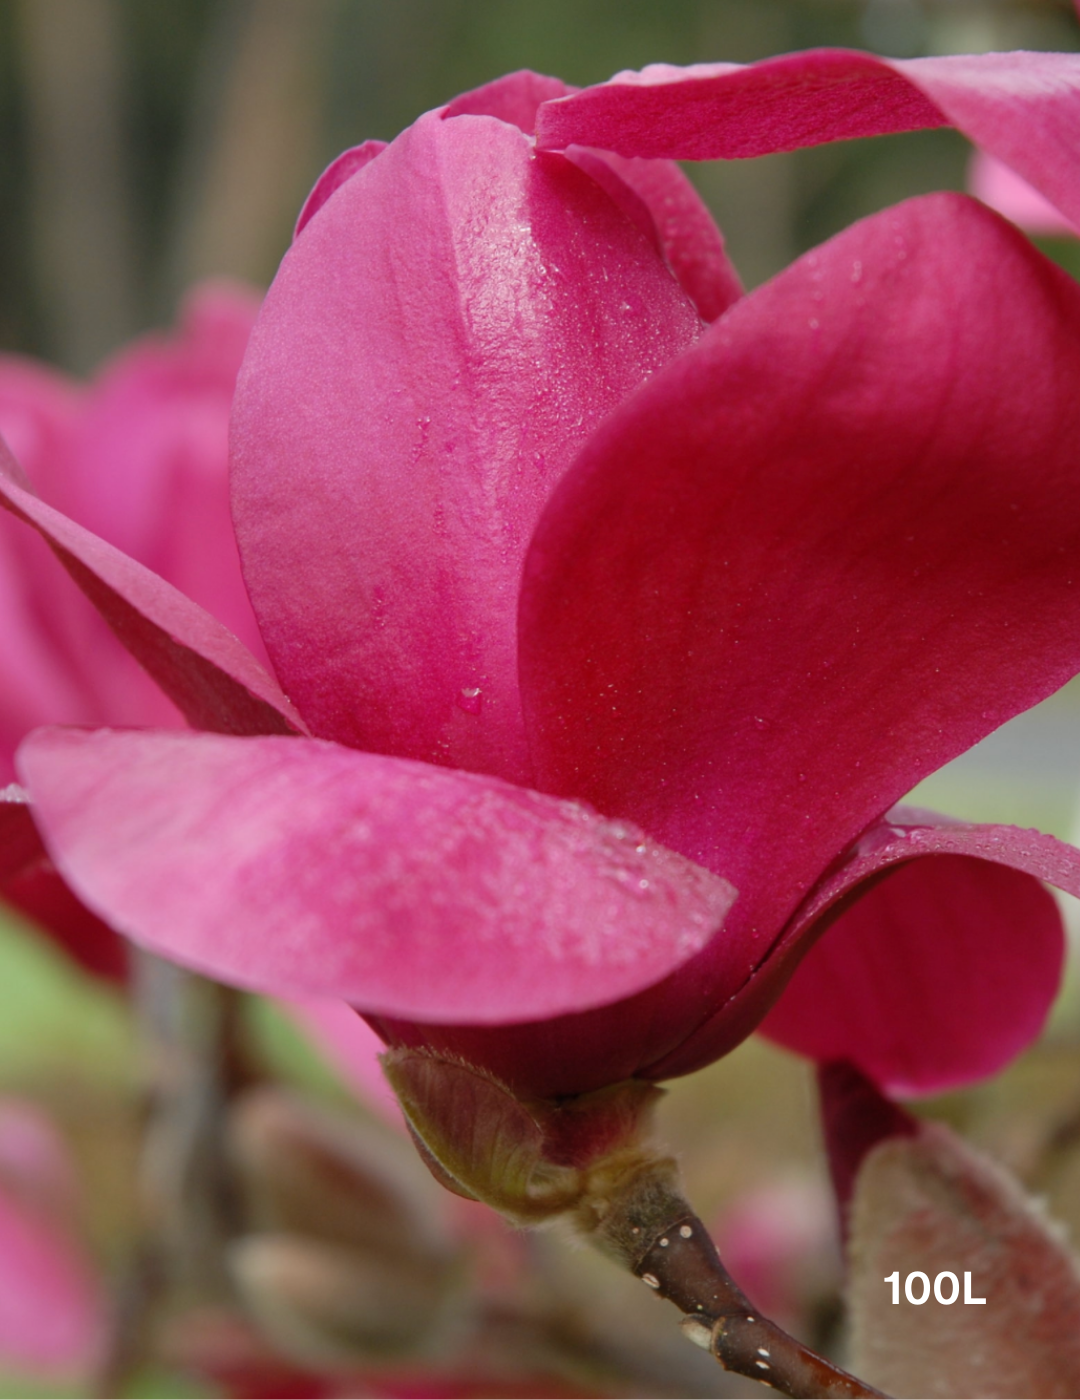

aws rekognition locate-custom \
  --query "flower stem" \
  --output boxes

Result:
[593,1167,885,1399]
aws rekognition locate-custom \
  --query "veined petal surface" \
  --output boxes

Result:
[521,194,1080,995]
[754,812,1074,1096]
[535,49,1080,228]
[231,108,702,781]
[18,729,734,1023]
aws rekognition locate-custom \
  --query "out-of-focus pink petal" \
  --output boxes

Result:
[969,149,1079,237]
[0,1099,79,1219]
[19,728,735,1023]
[0,357,82,487]
[282,998,401,1119]
[0,791,125,980]
[521,194,1080,1012]
[294,141,389,239]
[662,808,1079,1088]
[0,368,99,779]
[232,109,701,782]
[536,49,1080,229]
[54,281,267,663]
[0,1179,103,1377]
[0,444,306,737]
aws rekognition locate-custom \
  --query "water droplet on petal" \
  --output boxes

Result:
[457,686,483,715]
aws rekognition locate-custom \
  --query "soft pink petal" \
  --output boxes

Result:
[0,442,306,738]
[520,193,1080,1008]
[231,108,702,782]
[53,281,267,664]
[443,69,742,320]
[18,728,734,1023]
[567,149,742,321]
[0,791,126,980]
[294,141,389,238]
[0,1181,103,1376]
[658,808,1078,1088]
[969,149,1079,237]
[0,284,269,777]
[535,49,1080,228]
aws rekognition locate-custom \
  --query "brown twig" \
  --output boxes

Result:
[596,1168,885,1399]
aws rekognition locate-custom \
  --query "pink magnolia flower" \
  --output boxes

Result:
[7,57,1080,1106]
[0,282,261,976]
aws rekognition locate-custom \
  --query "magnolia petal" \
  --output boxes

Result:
[0,442,306,738]
[56,281,268,665]
[568,149,742,321]
[655,809,1076,1089]
[521,194,1080,1004]
[18,728,734,1023]
[535,49,1080,228]
[231,107,701,781]
[294,141,389,239]
[0,790,125,980]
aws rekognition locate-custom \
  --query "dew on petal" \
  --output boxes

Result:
[457,686,483,715]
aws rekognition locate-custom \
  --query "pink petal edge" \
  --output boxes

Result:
[535,49,1080,229]
[0,440,306,738]
[18,728,735,1024]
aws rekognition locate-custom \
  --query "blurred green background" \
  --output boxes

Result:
[2,3,1080,1395]
[1,0,1077,370]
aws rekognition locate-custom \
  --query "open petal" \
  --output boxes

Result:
[521,193,1080,1002]
[18,728,734,1024]
[231,107,702,782]
[535,49,1080,228]
[294,141,388,238]
[0,442,306,738]
[654,809,1077,1089]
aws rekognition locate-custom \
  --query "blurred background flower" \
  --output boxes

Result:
[1,2,1080,1396]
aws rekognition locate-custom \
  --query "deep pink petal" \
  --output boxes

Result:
[0,442,306,738]
[656,808,1077,1088]
[231,108,702,782]
[442,68,741,320]
[536,49,1080,228]
[567,149,742,321]
[294,141,389,238]
[18,728,735,1023]
[0,792,126,980]
[520,193,1080,1004]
